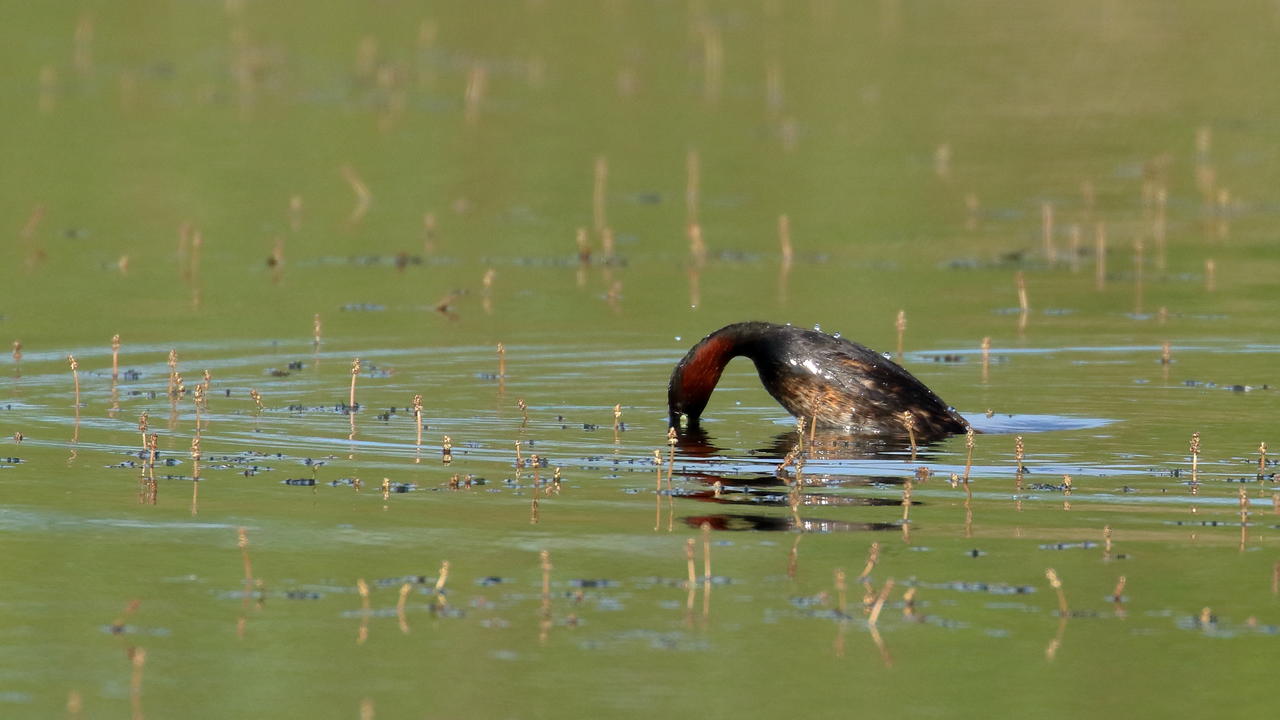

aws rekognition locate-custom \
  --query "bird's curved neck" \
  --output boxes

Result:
[671,324,771,423]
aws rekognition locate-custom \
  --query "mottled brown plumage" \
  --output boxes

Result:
[668,321,968,440]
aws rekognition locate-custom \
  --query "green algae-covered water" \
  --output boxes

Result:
[3,2,1279,718]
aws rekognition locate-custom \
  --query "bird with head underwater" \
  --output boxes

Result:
[668,321,969,441]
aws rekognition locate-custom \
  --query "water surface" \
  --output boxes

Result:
[2,2,1279,718]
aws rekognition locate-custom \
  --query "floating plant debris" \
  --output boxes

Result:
[98,624,170,638]
[916,581,1036,595]
[1039,542,1100,551]
[375,575,433,587]
[569,579,617,589]
[1167,520,1249,527]
[789,593,831,609]
[285,403,363,414]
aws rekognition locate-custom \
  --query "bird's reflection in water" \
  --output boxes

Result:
[683,514,900,533]
[675,425,947,463]
[670,426,938,532]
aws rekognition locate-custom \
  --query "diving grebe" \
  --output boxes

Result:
[668,321,968,440]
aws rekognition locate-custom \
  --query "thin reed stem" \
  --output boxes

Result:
[1045,568,1068,615]
[868,579,895,626]
[67,355,80,409]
